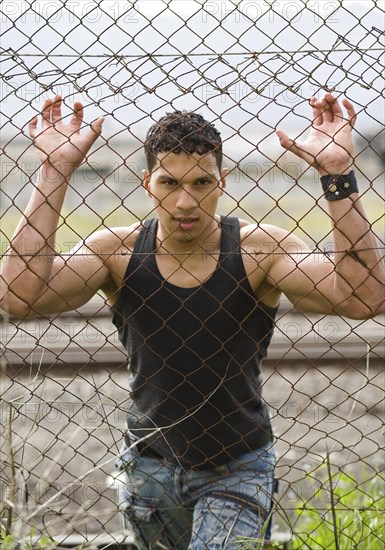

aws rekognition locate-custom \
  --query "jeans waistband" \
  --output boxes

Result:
[127,432,275,472]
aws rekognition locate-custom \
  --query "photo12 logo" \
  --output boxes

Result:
[1,1,139,24]
[201,1,340,24]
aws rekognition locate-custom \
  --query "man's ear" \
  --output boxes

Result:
[142,169,152,197]
[219,167,228,196]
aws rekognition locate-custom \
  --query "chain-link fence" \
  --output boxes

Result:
[1,1,384,548]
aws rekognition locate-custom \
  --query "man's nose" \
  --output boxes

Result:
[175,186,198,210]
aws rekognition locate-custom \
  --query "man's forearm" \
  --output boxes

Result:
[0,164,71,312]
[328,193,385,316]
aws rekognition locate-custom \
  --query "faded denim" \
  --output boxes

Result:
[116,436,276,549]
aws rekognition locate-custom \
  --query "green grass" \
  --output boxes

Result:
[236,460,384,550]
[0,521,58,550]
[1,193,383,252]
[290,467,385,550]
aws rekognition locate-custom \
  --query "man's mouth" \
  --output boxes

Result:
[174,217,198,230]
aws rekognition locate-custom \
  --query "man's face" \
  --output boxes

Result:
[143,151,226,245]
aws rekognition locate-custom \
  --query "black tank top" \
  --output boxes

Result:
[111,217,277,469]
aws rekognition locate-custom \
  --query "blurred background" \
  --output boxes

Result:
[1,0,384,248]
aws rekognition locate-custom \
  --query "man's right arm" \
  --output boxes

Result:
[0,96,107,317]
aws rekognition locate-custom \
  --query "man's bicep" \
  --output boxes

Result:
[28,246,110,315]
[265,242,340,314]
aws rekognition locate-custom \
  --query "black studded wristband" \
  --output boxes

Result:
[320,171,359,201]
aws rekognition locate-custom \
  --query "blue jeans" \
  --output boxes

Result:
[115,436,276,549]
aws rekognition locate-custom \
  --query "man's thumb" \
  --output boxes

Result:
[91,116,105,135]
[275,129,293,151]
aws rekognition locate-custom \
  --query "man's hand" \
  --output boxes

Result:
[28,95,104,177]
[276,93,357,176]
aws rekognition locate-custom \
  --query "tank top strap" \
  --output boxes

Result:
[220,215,241,254]
[133,218,157,255]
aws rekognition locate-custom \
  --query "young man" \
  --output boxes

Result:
[1,95,384,548]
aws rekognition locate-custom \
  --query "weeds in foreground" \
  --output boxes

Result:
[291,463,384,550]
[237,456,384,549]
[232,510,275,549]
[0,516,58,550]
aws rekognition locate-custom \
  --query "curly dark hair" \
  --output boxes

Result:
[144,110,222,172]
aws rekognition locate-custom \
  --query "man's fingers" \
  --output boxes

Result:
[41,98,53,128]
[84,117,105,147]
[319,94,355,127]
[342,98,357,127]
[316,95,333,123]
[29,96,103,148]
[28,116,38,138]
[69,101,84,129]
[91,117,105,134]
[51,95,63,125]
[276,129,301,156]
[324,93,343,118]
[276,129,316,165]
[310,97,323,127]
[309,94,355,129]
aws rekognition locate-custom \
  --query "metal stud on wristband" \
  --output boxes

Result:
[320,171,359,201]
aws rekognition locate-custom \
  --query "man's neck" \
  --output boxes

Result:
[156,216,222,259]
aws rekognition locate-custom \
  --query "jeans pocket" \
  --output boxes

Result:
[128,494,157,523]
[121,491,166,550]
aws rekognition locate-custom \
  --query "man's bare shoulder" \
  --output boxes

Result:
[237,219,284,307]
[239,219,289,252]
[84,221,142,258]
[84,222,144,305]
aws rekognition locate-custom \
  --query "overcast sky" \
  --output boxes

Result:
[1,0,384,158]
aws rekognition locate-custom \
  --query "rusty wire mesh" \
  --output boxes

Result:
[1,1,384,548]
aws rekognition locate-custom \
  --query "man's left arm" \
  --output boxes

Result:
[268,93,384,319]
